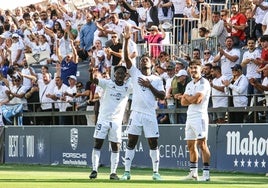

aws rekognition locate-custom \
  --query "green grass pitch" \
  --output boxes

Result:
[0,164,267,188]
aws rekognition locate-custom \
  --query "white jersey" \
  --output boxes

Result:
[211,75,228,108]
[184,77,211,119]
[219,48,241,80]
[129,66,165,115]
[53,83,68,111]
[97,78,132,123]
[242,49,261,79]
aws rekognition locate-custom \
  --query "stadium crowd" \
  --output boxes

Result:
[0,0,268,126]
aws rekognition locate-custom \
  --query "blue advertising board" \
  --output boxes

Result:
[3,124,268,173]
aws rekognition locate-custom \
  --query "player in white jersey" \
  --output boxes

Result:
[121,26,165,181]
[89,66,132,180]
[181,60,211,182]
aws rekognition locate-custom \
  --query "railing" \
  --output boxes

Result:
[3,93,266,126]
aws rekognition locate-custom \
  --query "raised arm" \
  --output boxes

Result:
[123,25,133,69]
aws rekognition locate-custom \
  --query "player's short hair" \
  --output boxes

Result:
[189,59,202,67]
[114,66,127,73]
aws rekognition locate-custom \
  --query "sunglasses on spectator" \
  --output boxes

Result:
[204,52,210,54]
[111,35,117,38]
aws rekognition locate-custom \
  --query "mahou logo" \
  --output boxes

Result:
[70,128,78,151]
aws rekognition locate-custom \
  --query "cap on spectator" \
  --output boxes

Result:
[0,34,6,39]
[123,11,131,14]
[97,50,105,57]
[148,25,158,31]
[93,8,99,12]
[68,75,77,81]
[176,69,188,77]
[231,64,242,71]
[35,19,42,23]
[162,22,173,29]
[12,33,19,38]
[166,63,175,70]
[109,0,117,5]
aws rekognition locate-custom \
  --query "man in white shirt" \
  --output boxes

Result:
[89,66,132,180]
[209,11,228,48]
[181,59,211,182]
[210,66,228,123]
[241,38,262,105]
[213,36,241,81]
[121,26,165,181]
[222,64,249,123]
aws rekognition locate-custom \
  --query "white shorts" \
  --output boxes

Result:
[185,117,208,140]
[127,111,159,138]
[93,120,122,143]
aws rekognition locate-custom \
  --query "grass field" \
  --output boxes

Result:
[0,164,267,188]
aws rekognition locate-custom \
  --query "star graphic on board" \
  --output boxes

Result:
[247,159,252,167]
[240,159,245,167]
[254,159,259,167]
[234,158,238,167]
[261,159,266,168]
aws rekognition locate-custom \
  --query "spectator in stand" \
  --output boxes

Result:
[225,3,247,48]
[209,11,228,48]
[213,36,241,81]
[199,3,212,31]
[157,0,173,24]
[79,12,97,54]
[141,25,165,59]
[9,33,25,66]
[262,11,268,35]
[210,66,228,124]
[64,19,78,41]
[62,75,77,125]
[192,48,201,61]
[257,35,268,68]
[183,0,199,44]
[222,64,249,123]
[249,65,268,122]
[56,39,78,86]
[158,51,170,70]
[5,74,27,125]
[172,69,191,124]
[252,0,268,39]
[201,49,214,66]
[0,73,10,125]
[45,76,68,125]
[37,72,57,125]
[241,38,262,106]
[244,7,257,42]
[144,0,159,28]
[39,10,53,29]
[104,33,122,78]
[161,0,186,44]
[20,60,36,91]
[165,63,176,124]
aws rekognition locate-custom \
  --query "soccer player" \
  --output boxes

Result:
[181,60,211,181]
[89,66,132,180]
[121,26,165,181]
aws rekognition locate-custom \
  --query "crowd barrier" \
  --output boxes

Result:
[2,124,267,173]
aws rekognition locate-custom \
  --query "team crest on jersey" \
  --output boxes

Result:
[70,128,78,151]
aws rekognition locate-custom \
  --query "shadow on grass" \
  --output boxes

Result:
[0,178,267,185]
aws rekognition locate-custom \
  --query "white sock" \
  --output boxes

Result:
[110,151,119,174]
[124,148,135,172]
[92,148,100,172]
[150,149,160,173]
